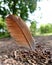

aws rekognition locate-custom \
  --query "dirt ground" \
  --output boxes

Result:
[0,36,52,65]
[0,36,52,53]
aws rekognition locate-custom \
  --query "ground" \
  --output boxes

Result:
[0,36,52,65]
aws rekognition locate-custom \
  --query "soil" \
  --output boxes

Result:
[0,35,52,65]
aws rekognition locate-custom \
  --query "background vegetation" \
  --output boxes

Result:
[30,23,52,36]
[30,21,36,36]
[0,0,37,20]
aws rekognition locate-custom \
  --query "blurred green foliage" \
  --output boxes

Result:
[0,18,10,38]
[39,24,52,34]
[30,23,52,36]
[30,21,36,36]
[0,0,37,20]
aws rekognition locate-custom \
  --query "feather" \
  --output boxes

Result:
[6,15,35,50]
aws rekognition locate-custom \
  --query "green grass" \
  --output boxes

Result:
[32,32,52,36]
[35,32,52,36]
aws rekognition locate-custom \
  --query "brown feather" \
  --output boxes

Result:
[6,15,35,50]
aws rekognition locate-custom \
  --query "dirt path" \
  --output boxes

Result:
[0,36,52,54]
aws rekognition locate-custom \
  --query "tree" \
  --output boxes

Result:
[0,0,37,20]
[30,21,36,36]
[39,24,52,33]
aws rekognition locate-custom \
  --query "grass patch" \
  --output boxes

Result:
[35,32,52,36]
